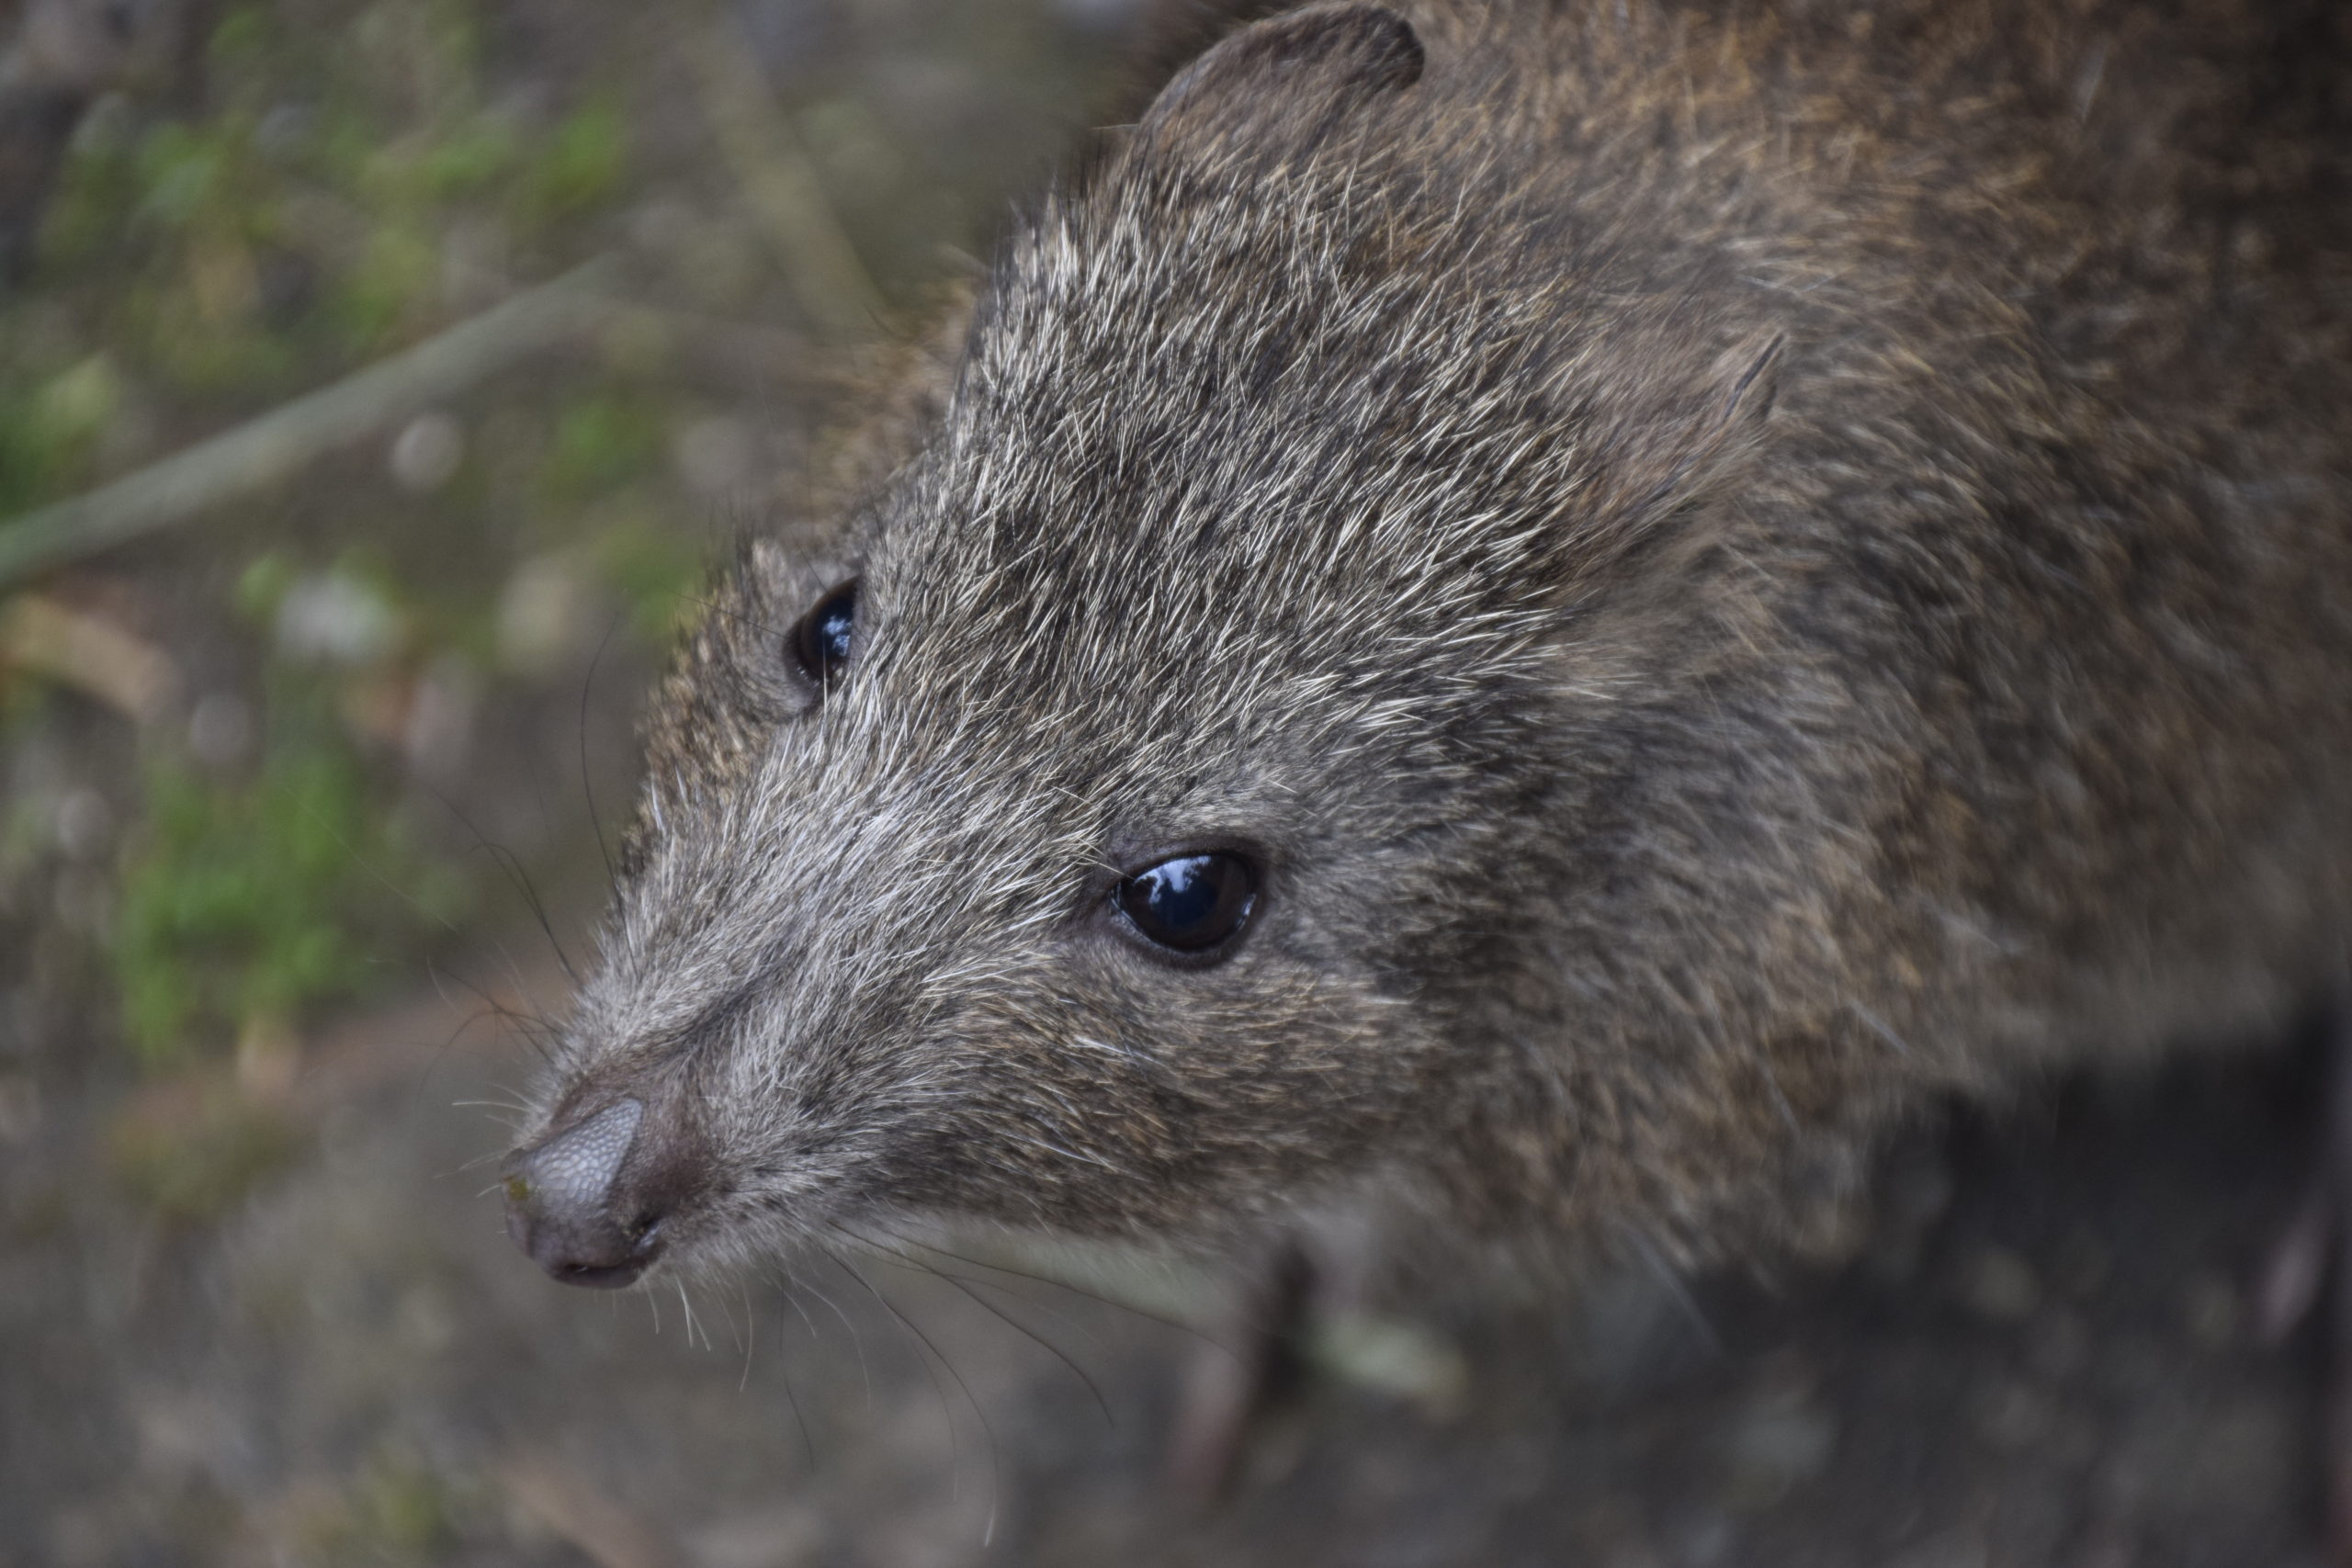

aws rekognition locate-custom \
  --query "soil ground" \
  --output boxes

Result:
[1,966,2333,1566]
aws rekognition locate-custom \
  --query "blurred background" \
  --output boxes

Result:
[0,0,2332,1563]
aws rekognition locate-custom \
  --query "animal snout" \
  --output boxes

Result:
[502,1099,679,1289]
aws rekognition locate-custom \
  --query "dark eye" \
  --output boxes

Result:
[793,579,857,687]
[1114,852,1258,956]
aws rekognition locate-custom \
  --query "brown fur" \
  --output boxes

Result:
[513,0,2352,1283]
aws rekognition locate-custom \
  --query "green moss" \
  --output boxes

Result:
[111,737,468,1066]
[233,550,300,625]
[310,107,388,191]
[421,116,520,198]
[35,136,140,271]
[542,390,664,500]
[1,792,51,874]
[208,5,273,66]
[0,0,738,1091]
[331,221,441,350]
[593,513,706,641]
[292,1447,469,1565]
[133,122,235,231]
[523,97,628,220]
[0,355,120,511]
[136,288,300,394]
[353,1452,458,1557]
[34,355,122,442]
[21,0,643,423]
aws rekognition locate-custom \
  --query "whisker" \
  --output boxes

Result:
[732,1280,755,1393]
[669,589,794,647]
[841,1222,1114,1428]
[787,1266,872,1413]
[413,774,580,985]
[419,962,558,1073]
[848,1227,1239,1357]
[294,808,560,1081]
[735,1278,820,1463]
[1623,1226,1724,1359]
[828,1246,999,1527]
[950,1267,1120,1364]
[580,610,627,897]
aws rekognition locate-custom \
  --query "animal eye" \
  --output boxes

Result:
[792,580,857,687]
[1114,852,1258,955]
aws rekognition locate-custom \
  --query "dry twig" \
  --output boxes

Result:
[0,255,626,588]
[682,7,888,341]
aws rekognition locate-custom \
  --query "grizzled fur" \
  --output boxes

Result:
[519,0,2352,1280]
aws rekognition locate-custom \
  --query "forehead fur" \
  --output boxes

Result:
[870,74,1760,729]
[636,6,1770,884]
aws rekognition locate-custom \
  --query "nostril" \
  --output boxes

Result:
[502,1099,661,1289]
[550,1255,656,1290]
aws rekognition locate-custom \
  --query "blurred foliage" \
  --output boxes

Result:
[5,0,639,511]
[0,355,124,513]
[111,737,469,1066]
[543,389,664,500]
[0,0,671,1073]
[250,1442,476,1565]
[529,97,630,220]
[108,1086,305,1220]
[594,509,708,641]
[318,1447,464,1563]
[0,0,1114,1115]
[83,534,476,1072]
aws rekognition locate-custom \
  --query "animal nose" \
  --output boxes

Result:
[502,1099,663,1289]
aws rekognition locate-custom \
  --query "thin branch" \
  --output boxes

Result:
[0,254,626,586]
[681,6,887,340]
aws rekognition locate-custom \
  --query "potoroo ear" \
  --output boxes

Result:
[1139,3,1424,160]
